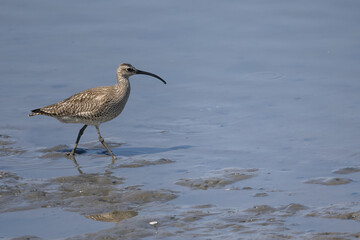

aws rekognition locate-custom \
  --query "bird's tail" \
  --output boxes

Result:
[29,108,45,117]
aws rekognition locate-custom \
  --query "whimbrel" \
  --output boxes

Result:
[29,63,166,160]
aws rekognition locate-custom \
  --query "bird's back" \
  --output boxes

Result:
[30,83,130,125]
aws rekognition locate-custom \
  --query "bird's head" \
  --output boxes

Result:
[117,63,166,84]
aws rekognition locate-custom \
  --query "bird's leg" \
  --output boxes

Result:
[95,125,116,161]
[67,124,87,156]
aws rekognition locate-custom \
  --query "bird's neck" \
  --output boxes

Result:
[116,75,130,85]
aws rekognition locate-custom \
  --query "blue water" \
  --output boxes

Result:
[1,0,360,239]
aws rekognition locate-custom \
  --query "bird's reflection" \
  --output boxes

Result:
[47,144,192,174]
[65,154,83,174]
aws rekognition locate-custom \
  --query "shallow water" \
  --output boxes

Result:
[1,0,360,239]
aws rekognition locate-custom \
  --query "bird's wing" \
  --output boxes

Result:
[38,86,114,118]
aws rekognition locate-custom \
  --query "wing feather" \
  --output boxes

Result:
[39,86,114,118]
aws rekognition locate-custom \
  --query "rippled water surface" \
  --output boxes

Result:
[1,0,360,239]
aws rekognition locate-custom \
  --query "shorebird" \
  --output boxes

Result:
[29,63,166,160]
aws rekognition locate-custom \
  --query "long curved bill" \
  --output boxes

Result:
[136,70,167,84]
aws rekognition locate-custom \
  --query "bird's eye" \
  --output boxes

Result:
[126,68,134,72]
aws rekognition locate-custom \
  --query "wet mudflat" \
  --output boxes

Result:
[1,142,360,240]
[1,0,360,239]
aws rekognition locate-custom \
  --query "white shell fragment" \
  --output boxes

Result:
[149,221,158,226]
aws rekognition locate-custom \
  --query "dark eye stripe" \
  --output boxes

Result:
[126,68,134,72]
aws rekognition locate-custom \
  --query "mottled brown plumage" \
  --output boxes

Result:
[30,85,130,125]
[29,63,166,160]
